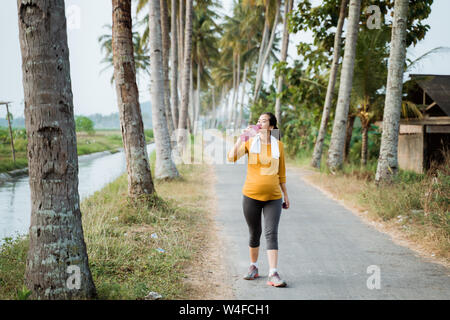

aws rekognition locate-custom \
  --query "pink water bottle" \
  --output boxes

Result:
[240,124,262,142]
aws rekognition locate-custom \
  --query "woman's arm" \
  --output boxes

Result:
[227,126,251,162]
[280,182,290,209]
[227,137,243,160]
[278,142,289,208]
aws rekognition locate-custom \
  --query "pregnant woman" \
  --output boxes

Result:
[227,112,290,288]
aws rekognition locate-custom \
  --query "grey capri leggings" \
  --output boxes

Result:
[242,195,283,250]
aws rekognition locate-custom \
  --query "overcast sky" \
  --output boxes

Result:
[1,0,449,119]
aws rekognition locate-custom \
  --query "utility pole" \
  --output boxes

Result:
[0,101,16,163]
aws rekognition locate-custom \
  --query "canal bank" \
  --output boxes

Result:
[0,143,155,242]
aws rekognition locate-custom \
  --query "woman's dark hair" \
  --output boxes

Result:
[261,112,280,138]
[261,112,278,129]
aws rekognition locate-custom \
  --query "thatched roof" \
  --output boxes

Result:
[410,74,450,116]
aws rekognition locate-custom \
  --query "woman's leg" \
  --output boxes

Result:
[242,195,263,263]
[249,247,259,263]
[267,250,278,269]
[262,198,283,269]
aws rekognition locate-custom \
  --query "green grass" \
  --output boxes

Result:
[82,168,198,300]
[0,236,29,300]
[0,158,28,174]
[0,143,212,300]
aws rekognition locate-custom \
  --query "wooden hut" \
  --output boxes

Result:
[377,74,450,173]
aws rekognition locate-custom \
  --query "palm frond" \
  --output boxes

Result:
[406,46,450,72]
[401,100,423,119]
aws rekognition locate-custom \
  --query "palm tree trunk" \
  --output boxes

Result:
[375,0,409,183]
[171,0,179,129]
[195,63,201,134]
[212,86,217,128]
[254,0,281,103]
[344,114,355,162]
[233,53,241,130]
[255,4,270,83]
[275,0,293,125]
[219,87,226,127]
[160,0,175,138]
[228,54,237,128]
[177,0,185,109]
[17,0,96,299]
[226,90,233,128]
[237,62,248,129]
[326,0,361,171]
[5,104,16,162]
[112,0,155,196]
[311,0,348,168]
[149,0,179,179]
[177,0,193,148]
[361,119,369,166]
[187,112,192,133]
[189,57,194,134]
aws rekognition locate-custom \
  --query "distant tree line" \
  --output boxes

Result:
[0,101,153,130]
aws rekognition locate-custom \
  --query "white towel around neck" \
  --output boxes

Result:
[249,134,280,159]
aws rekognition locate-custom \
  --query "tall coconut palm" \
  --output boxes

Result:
[98,24,150,84]
[351,28,389,166]
[219,1,265,128]
[236,2,264,127]
[171,0,180,129]
[112,0,155,196]
[211,65,233,127]
[253,0,281,103]
[274,0,293,126]
[149,0,180,179]
[375,0,409,183]
[242,0,281,121]
[177,0,194,151]
[136,0,175,139]
[237,61,249,129]
[311,0,348,168]
[219,13,240,129]
[160,0,175,138]
[17,0,96,299]
[179,0,186,111]
[191,1,221,133]
[326,0,361,171]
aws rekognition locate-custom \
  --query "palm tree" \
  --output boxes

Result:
[375,0,409,183]
[135,0,175,138]
[311,0,348,168]
[17,0,96,299]
[210,65,233,127]
[236,2,264,127]
[326,0,362,171]
[177,0,194,151]
[274,0,293,126]
[192,1,221,133]
[220,12,242,129]
[351,28,389,166]
[160,0,175,138]
[171,0,180,129]
[149,0,180,179]
[98,24,150,84]
[219,0,267,128]
[112,0,156,195]
[252,0,281,104]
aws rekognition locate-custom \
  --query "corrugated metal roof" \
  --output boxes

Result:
[410,74,450,116]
